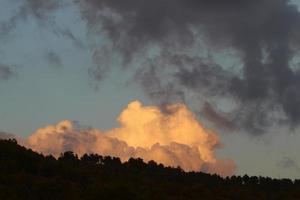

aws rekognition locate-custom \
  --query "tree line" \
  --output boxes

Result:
[0,139,299,200]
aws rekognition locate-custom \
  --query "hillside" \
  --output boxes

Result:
[0,139,299,200]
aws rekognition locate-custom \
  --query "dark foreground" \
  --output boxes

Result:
[0,139,300,200]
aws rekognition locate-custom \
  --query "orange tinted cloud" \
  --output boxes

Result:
[27,101,235,177]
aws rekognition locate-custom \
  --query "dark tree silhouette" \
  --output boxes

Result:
[0,139,300,200]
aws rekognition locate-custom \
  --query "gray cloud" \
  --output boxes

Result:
[52,26,86,49]
[278,156,300,172]
[0,0,87,50]
[76,0,300,135]
[201,102,235,131]
[0,0,61,37]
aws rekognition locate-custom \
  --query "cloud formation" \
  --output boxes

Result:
[26,101,235,177]
[77,0,300,135]
[201,102,235,131]
[2,0,300,135]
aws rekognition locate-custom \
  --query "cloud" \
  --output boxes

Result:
[52,26,86,49]
[0,0,61,37]
[278,156,300,172]
[25,101,235,177]
[0,1,87,50]
[2,0,300,135]
[201,102,235,131]
[76,0,300,135]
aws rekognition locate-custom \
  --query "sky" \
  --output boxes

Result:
[1,0,300,179]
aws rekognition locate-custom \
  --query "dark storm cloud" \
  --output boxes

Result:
[0,64,15,80]
[134,54,186,104]
[77,0,300,135]
[201,102,235,131]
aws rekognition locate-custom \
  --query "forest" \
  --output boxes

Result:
[0,139,300,200]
